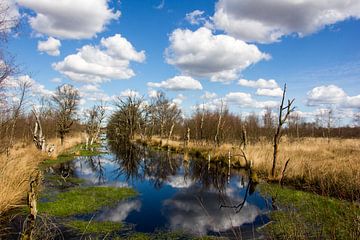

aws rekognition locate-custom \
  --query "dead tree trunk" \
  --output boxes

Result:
[167,122,175,147]
[214,100,223,147]
[21,171,41,240]
[200,104,205,141]
[32,108,46,151]
[271,84,295,178]
[185,127,190,148]
[242,124,247,150]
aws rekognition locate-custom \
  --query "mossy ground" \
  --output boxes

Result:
[66,220,123,234]
[259,183,360,239]
[38,186,137,217]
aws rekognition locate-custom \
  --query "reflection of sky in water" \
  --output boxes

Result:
[69,150,270,236]
[163,186,260,235]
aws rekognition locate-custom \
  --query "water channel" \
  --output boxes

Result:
[44,140,272,239]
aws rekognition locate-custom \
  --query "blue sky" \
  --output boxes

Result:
[4,0,360,124]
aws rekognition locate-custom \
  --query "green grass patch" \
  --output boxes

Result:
[66,220,122,234]
[259,183,360,239]
[38,186,137,217]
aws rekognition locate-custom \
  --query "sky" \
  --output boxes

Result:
[3,0,360,125]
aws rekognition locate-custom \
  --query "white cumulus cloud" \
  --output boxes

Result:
[53,34,145,83]
[17,0,120,39]
[37,37,61,56]
[165,27,269,83]
[147,76,203,91]
[214,0,360,43]
[225,92,278,109]
[238,79,279,89]
[307,85,360,108]
[256,88,283,97]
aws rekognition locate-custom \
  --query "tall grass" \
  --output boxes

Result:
[0,134,83,214]
[247,138,360,201]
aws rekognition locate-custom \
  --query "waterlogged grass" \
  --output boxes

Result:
[38,186,137,217]
[66,220,123,234]
[41,143,105,167]
[259,184,360,239]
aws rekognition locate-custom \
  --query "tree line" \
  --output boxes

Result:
[107,91,360,146]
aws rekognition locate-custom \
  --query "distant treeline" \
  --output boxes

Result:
[107,92,360,144]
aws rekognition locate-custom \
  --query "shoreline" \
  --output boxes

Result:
[134,136,360,202]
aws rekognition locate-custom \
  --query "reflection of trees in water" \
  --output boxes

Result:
[190,160,229,192]
[144,151,182,189]
[109,140,144,182]
[87,155,106,184]
[108,140,255,196]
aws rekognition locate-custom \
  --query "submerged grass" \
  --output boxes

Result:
[41,143,104,167]
[259,183,360,239]
[38,186,137,217]
[66,220,123,234]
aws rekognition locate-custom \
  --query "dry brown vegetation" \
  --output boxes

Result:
[0,134,83,214]
[142,136,360,201]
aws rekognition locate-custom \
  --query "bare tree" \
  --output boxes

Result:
[152,92,181,145]
[52,84,80,145]
[85,103,106,148]
[272,84,295,178]
[7,80,31,154]
[108,95,144,140]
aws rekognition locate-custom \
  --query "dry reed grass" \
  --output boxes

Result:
[144,136,360,201]
[0,134,84,215]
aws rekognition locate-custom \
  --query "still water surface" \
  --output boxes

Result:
[50,141,271,238]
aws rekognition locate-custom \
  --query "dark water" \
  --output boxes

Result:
[49,141,271,239]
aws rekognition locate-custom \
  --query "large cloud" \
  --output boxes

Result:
[53,34,145,83]
[17,0,120,39]
[214,0,360,43]
[307,85,360,108]
[165,27,269,83]
[147,76,202,91]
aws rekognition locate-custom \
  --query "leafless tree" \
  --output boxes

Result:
[85,103,106,148]
[52,84,80,145]
[108,95,144,140]
[152,92,181,145]
[272,84,295,178]
[7,80,31,154]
